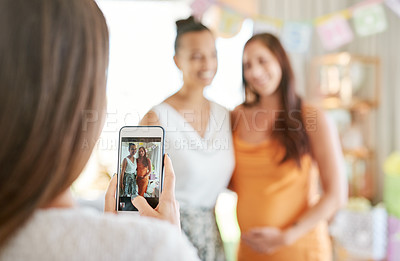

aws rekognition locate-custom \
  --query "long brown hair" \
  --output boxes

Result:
[138,147,150,167]
[242,33,310,166]
[0,0,109,246]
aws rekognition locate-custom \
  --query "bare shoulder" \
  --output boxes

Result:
[163,96,176,106]
[231,104,248,131]
[231,104,246,120]
[163,95,183,111]
[140,110,160,126]
[302,103,324,119]
[301,103,338,152]
[233,104,245,111]
[122,157,127,165]
[302,103,329,134]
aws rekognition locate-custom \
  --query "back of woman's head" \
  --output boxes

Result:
[0,0,109,246]
[174,15,210,53]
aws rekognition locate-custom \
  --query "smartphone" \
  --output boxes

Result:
[116,126,165,212]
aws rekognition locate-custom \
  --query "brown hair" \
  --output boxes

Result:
[129,143,136,150]
[243,33,310,166]
[0,0,109,246]
[138,147,150,167]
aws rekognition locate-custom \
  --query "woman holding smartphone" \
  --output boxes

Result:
[229,33,347,260]
[141,16,234,261]
[136,146,152,196]
[0,1,199,260]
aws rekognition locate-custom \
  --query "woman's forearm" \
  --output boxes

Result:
[120,163,127,186]
[284,106,348,244]
[284,192,345,244]
[120,172,125,186]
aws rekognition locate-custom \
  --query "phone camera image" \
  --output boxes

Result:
[118,136,162,211]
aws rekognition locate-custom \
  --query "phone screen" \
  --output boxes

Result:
[117,128,164,211]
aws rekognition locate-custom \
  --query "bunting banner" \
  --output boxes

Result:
[281,22,313,53]
[189,0,398,51]
[253,18,281,35]
[317,15,354,51]
[352,3,388,36]
[218,8,244,38]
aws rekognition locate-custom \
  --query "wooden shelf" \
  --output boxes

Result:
[320,97,378,111]
[343,148,374,159]
[310,52,380,201]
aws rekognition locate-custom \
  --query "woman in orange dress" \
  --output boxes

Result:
[136,147,152,197]
[230,33,348,261]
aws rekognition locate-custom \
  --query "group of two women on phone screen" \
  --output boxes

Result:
[121,144,152,197]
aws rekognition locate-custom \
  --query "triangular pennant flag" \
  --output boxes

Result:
[317,15,354,51]
[218,8,243,38]
[353,3,387,36]
[252,18,281,35]
[281,22,312,53]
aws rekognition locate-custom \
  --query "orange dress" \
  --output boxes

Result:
[230,132,332,261]
[136,158,150,197]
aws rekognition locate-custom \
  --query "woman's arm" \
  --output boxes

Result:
[242,105,348,254]
[284,105,348,243]
[140,110,160,126]
[105,155,181,229]
[147,158,152,177]
[227,107,240,191]
[140,111,157,178]
[120,158,128,190]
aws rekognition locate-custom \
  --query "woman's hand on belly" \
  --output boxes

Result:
[241,226,293,254]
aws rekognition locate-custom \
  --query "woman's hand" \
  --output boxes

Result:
[241,227,294,254]
[104,174,118,214]
[132,154,180,228]
[104,155,180,229]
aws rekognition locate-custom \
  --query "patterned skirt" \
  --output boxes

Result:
[180,206,226,261]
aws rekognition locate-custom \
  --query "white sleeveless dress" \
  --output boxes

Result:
[125,156,136,174]
[122,157,137,196]
[151,102,235,261]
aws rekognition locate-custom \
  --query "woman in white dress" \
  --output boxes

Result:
[141,16,235,261]
[120,143,137,196]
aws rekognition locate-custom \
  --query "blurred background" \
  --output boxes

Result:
[73,0,400,260]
